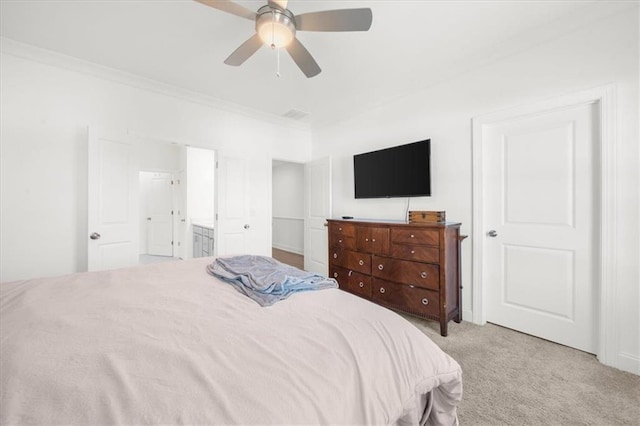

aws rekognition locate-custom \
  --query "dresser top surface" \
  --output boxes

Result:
[327,218,461,228]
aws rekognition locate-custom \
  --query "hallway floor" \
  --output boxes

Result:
[272,248,304,270]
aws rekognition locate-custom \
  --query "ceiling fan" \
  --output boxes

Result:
[195,0,373,78]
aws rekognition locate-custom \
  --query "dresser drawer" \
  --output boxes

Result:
[391,228,439,246]
[344,271,372,299]
[372,278,440,318]
[330,265,350,289]
[347,251,371,274]
[330,248,350,269]
[330,249,371,274]
[329,233,356,250]
[356,226,390,255]
[331,266,372,299]
[329,222,356,237]
[390,243,439,263]
[372,256,439,291]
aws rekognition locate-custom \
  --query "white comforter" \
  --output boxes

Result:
[0,258,462,425]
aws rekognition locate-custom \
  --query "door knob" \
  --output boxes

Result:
[90,232,101,240]
[486,230,498,237]
[244,224,250,229]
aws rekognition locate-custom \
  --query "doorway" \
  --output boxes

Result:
[139,171,175,262]
[272,160,305,269]
[472,86,616,362]
[87,130,216,270]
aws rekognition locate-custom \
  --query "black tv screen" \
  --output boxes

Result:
[354,140,431,199]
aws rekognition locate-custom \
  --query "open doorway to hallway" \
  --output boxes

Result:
[139,171,178,264]
[272,160,305,270]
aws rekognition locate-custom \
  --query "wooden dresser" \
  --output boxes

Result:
[327,219,463,336]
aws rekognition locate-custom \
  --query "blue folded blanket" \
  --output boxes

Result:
[207,255,338,306]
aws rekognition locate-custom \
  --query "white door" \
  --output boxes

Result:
[483,102,598,353]
[216,155,271,256]
[88,129,138,271]
[304,157,331,275]
[174,170,187,259]
[147,172,173,256]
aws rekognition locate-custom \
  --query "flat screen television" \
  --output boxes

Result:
[354,139,431,199]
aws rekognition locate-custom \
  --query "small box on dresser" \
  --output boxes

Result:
[328,219,463,336]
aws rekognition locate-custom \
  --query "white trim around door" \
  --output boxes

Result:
[471,85,617,367]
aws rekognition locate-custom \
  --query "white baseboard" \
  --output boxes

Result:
[463,309,474,323]
[617,352,640,376]
[463,310,638,375]
[272,243,303,256]
[464,311,638,375]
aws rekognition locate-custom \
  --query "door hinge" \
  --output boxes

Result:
[216,161,219,169]
[215,213,218,220]
[171,241,174,246]
[171,210,174,215]
[171,180,174,185]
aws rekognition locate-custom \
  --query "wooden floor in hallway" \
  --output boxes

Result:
[272,248,304,270]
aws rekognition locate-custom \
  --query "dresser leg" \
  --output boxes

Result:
[440,319,448,337]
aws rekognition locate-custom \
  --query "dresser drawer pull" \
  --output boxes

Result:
[333,272,338,278]
[348,270,353,277]
[339,227,343,231]
[420,272,428,279]
[358,259,364,266]
[422,298,429,305]
[359,282,364,288]
[411,234,415,238]
[372,239,376,242]
[411,250,416,254]
[380,287,386,294]
[365,238,369,242]
[338,239,343,243]
[333,253,337,259]
[378,264,384,271]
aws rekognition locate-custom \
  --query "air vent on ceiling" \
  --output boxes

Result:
[282,109,309,120]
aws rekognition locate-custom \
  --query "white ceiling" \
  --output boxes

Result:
[0,0,613,127]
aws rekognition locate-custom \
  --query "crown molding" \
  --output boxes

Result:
[0,36,311,132]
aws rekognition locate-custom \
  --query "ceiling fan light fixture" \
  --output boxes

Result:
[197,0,373,78]
[256,6,296,48]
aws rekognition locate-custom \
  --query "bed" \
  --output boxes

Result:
[0,257,462,425]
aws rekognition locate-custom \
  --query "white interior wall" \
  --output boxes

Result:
[1,125,88,281]
[272,162,304,254]
[0,46,312,282]
[311,9,639,373]
[138,138,183,172]
[186,147,215,224]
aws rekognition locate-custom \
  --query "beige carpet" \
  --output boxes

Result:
[402,315,640,425]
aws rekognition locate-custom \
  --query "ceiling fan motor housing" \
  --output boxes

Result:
[256,5,296,48]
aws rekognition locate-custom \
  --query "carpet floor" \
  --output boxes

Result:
[402,315,640,426]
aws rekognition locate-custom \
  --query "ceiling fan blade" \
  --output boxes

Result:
[268,0,288,10]
[224,34,263,66]
[194,0,256,21]
[286,38,321,78]
[295,8,372,32]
